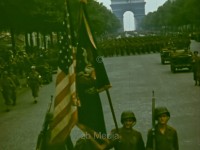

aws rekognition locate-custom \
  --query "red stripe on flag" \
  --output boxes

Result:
[54,73,75,107]
[55,71,66,85]
[50,110,77,144]
[51,89,75,129]
[49,65,77,144]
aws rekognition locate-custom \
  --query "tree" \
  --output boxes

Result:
[140,0,200,32]
[0,0,120,35]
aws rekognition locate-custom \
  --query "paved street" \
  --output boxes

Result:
[0,40,200,150]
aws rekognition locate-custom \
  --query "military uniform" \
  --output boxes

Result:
[105,111,145,150]
[146,107,179,150]
[146,125,179,150]
[192,51,200,85]
[74,138,99,150]
[0,71,16,111]
[27,66,41,103]
[196,59,200,85]
[107,127,145,150]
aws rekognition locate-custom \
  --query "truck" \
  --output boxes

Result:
[170,49,193,73]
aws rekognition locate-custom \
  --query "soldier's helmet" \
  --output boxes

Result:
[121,111,136,124]
[155,106,170,120]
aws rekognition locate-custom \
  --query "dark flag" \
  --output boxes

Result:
[76,0,111,91]
[49,0,78,146]
[75,0,111,141]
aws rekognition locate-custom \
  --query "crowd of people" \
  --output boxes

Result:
[0,47,53,78]
[0,65,44,111]
[98,34,191,57]
[0,47,53,111]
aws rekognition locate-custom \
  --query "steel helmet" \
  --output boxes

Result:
[121,111,136,124]
[155,106,170,120]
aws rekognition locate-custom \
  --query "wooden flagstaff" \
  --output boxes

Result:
[106,89,119,132]
[97,85,119,132]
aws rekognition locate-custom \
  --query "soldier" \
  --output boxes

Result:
[0,71,16,111]
[146,106,179,150]
[105,111,145,150]
[196,57,200,85]
[8,71,20,105]
[192,51,200,85]
[27,66,42,103]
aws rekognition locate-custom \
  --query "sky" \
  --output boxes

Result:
[96,0,168,31]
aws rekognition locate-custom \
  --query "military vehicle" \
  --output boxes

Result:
[170,49,193,73]
[160,48,172,64]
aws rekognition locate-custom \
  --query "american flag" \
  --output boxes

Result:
[49,1,78,145]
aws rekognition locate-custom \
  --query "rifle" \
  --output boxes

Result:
[36,95,53,150]
[152,91,156,150]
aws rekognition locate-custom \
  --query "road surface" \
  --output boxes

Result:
[0,40,200,150]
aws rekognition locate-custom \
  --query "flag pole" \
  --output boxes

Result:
[98,86,119,131]
[105,89,119,131]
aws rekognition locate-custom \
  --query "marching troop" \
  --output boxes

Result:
[1,32,199,150]
[0,48,53,111]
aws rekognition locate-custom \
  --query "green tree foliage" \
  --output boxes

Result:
[0,0,120,35]
[141,0,200,31]
[86,0,121,35]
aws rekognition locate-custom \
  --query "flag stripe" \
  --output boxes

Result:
[51,108,77,144]
[54,70,75,106]
[56,69,66,85]
[52,91,73,127]
[51,96,75,130]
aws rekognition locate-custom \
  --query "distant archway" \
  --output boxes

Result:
[124,11,135,31]
[110,0,146,32]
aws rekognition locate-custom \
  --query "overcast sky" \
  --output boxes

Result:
[96,0,168,31]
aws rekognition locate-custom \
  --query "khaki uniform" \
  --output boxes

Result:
[106,127,145,150]
[27,70,41,100]
[192,54,200,85]
[146,125,179,150]
[0,74,16,110]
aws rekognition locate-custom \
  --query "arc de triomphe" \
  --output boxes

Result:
[110,0,146,31]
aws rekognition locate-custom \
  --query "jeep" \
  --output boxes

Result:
[170,49,193,73]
